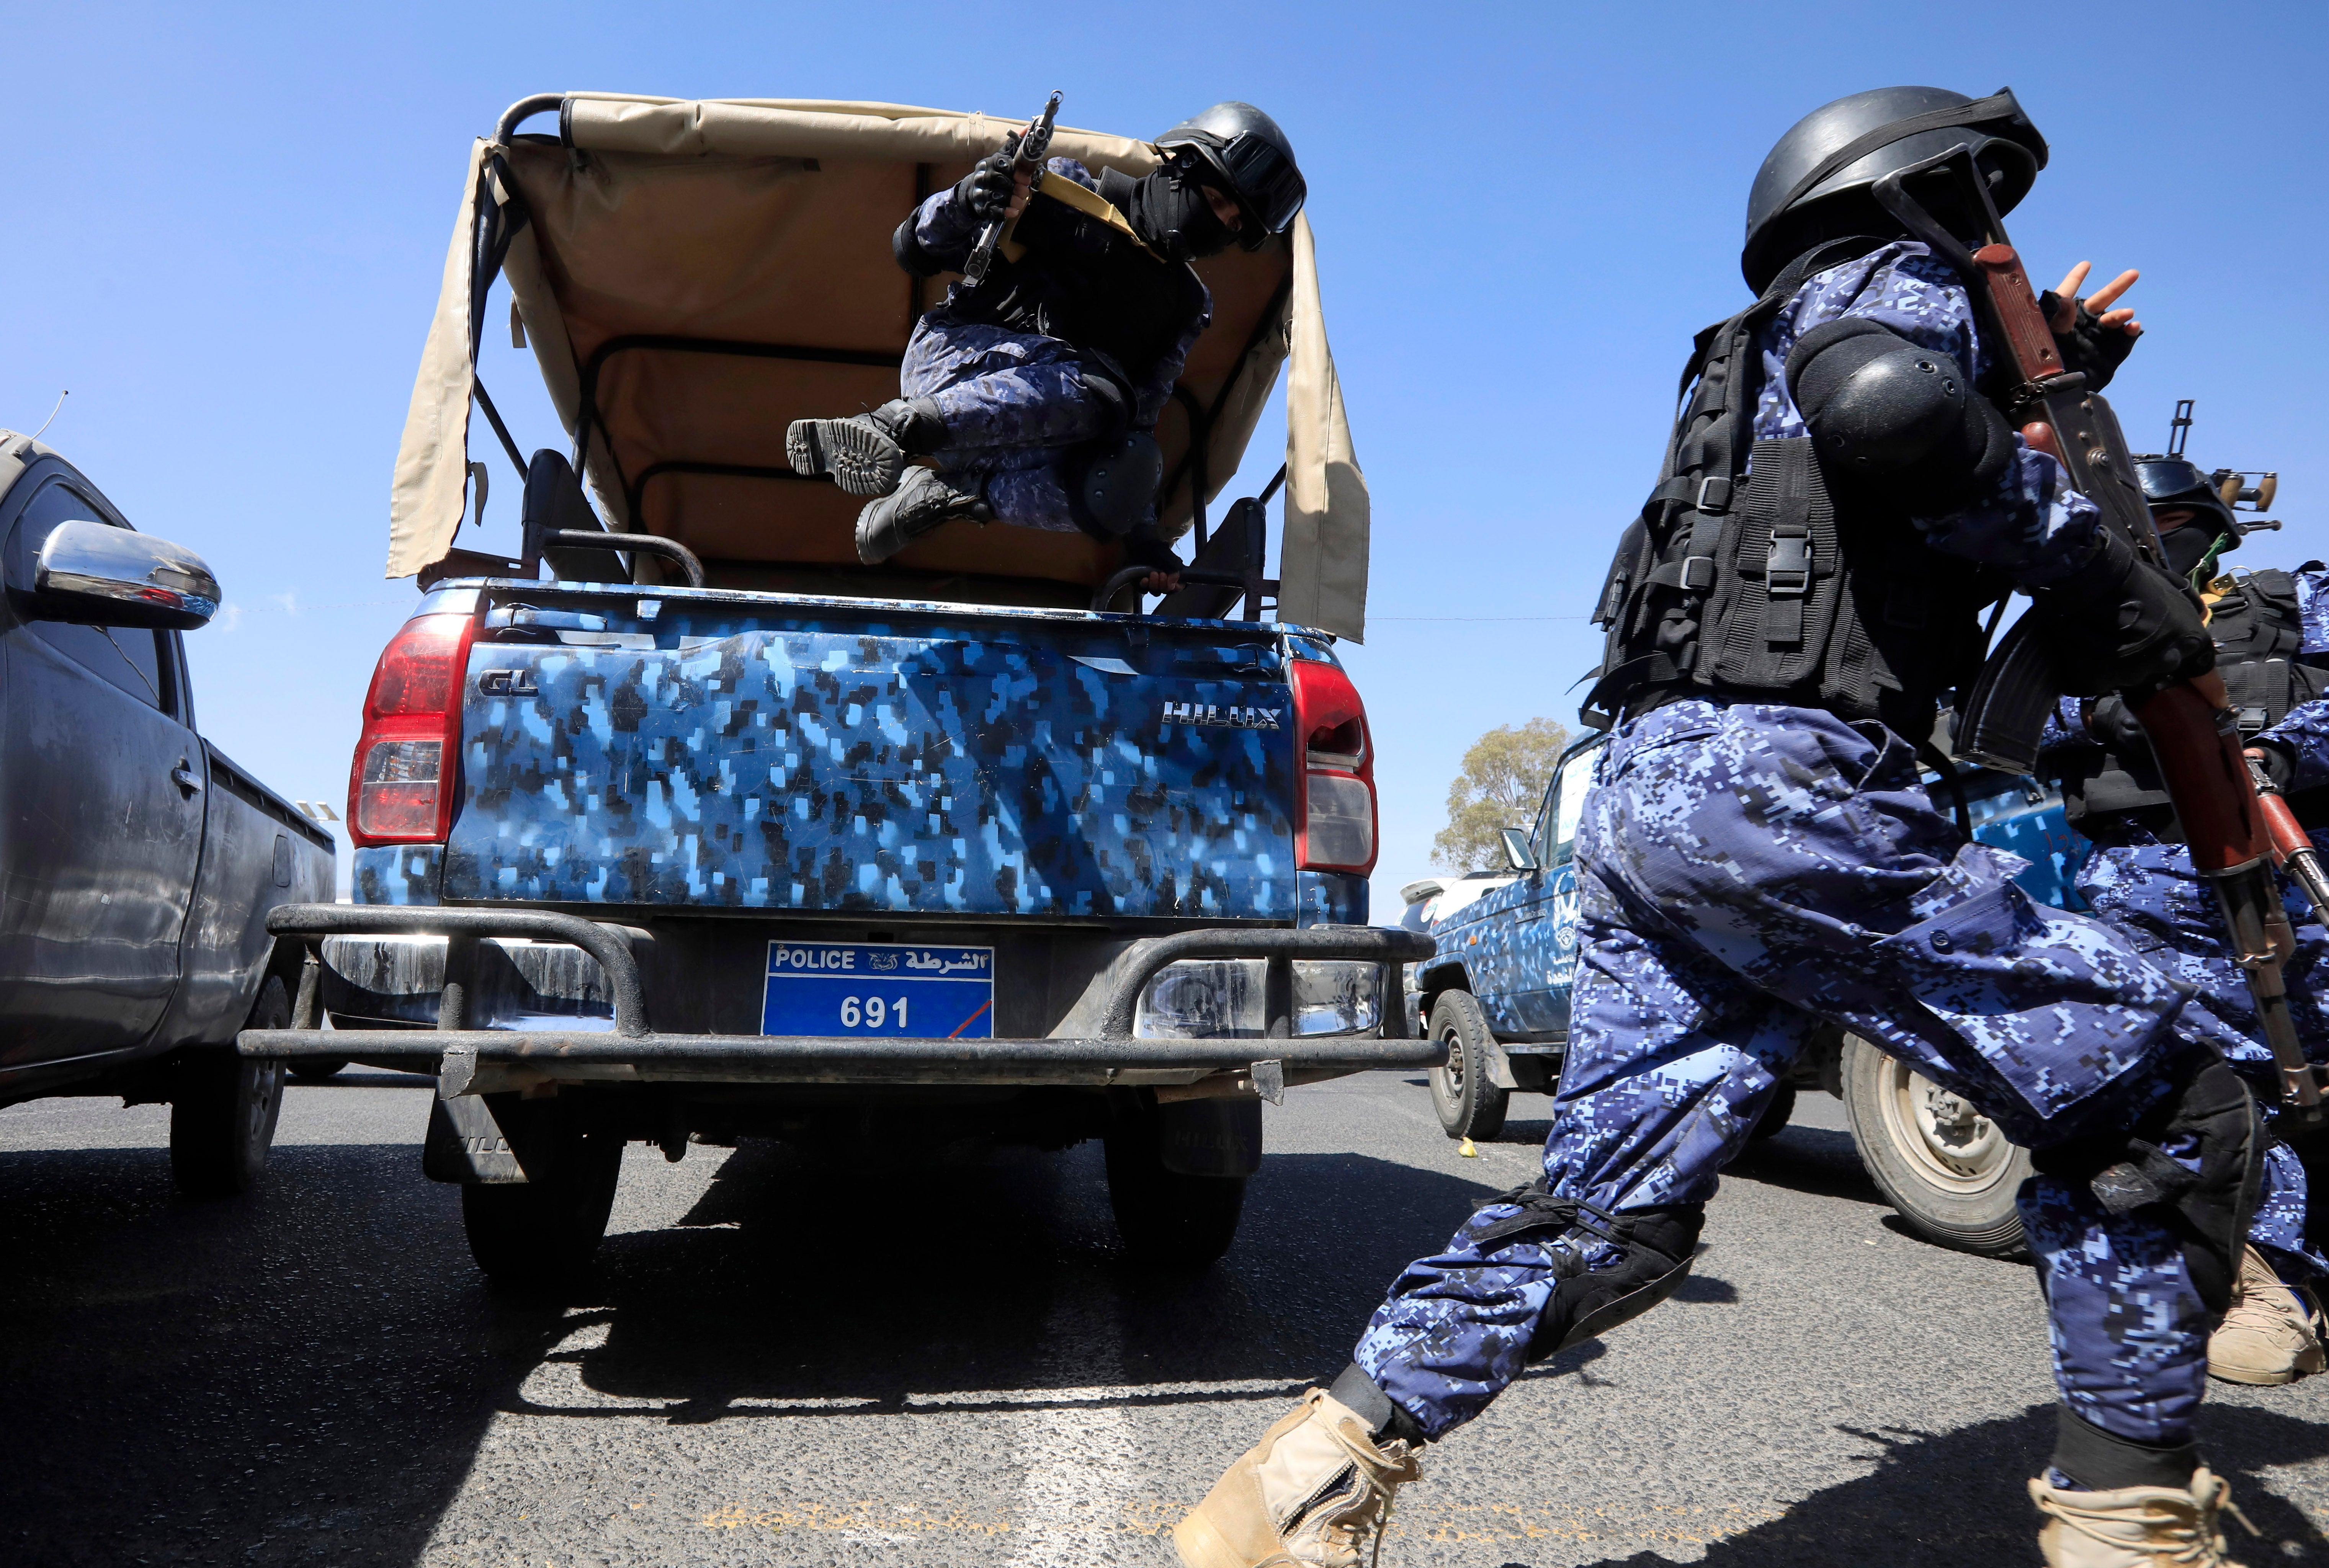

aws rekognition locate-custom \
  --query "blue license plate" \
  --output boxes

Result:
[760,941,995,1039]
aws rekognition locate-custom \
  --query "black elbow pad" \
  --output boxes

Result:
[893,216,946,278]
[1787,317,2012,508]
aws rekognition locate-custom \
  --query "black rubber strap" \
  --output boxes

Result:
[1328,1362,1425,1447]
[2051,1404,2198,1491]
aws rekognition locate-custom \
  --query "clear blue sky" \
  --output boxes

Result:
[5,1,2321,915]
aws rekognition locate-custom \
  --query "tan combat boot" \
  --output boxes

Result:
[1173,1389,1421,1568]
[2029,1467,2257,1567]
[2208,1245,2325,1386]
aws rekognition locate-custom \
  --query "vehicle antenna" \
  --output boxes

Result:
[29,389,67,442]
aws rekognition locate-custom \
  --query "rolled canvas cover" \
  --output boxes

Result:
[387,95,1368,639]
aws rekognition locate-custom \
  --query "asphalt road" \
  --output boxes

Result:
[4,1071,2326,1568]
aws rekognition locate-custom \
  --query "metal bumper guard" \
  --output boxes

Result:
[240,905,1443,1097]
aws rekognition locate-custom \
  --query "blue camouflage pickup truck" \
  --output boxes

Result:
[1402,728,2090,1257]
[240,93,1432,1283]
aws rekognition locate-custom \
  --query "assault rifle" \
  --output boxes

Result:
[961,90,1062,287]
[2247,752,2329,928]
[1872,145,2326,1127]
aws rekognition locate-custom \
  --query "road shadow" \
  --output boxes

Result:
[1513,1401,2329,1568]
[1451,1106,1889,1211]
[528,1140,1656,1422]
[0,1140,567,1568]
[1724,1122,1889,1207]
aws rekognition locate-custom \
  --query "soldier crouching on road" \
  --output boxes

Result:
[1174,87,2263,1568]
[786,102,1305,572]
[2046,452,2329,1391]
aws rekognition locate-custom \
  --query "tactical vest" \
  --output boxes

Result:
[2058,565,2329,835]
[953,173,1205,407]
[1585,240,2002,740]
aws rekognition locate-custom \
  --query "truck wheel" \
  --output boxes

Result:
[1104,1118,1246,1268]
[1747,1080,1797,1141]
[460,1113,624,1285]
[170,976,290,1198]
[288,1057,349,1081]
[1841,1034,2029,1258]
[1426,991,1509,1142]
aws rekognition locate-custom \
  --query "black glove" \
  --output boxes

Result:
[2087,693,2151,756]
[951,132,1022,226]
[2031,526,2216,698]
[2037,292,2138,393]
[2249,739,2298,791]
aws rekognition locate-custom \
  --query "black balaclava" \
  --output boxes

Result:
[1122,156,1235,261]
[2160,519,2225,582]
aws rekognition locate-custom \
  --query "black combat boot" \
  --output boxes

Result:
[786,397,947,497]
[854,467,992,564]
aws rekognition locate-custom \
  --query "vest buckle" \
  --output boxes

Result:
[1766,525,1812,597]
[1695,476,1732,516]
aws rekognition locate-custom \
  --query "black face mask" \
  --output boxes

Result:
[2159,523,2223,581]
[1124,163,1234,261]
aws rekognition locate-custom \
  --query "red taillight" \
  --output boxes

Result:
[347,612,476,846]
[1291,658,1377,874]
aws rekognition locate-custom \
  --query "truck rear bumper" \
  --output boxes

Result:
[239,904,1440,1096]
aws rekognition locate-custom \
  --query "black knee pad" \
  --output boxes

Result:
[2032,1058,2263,1315]
[1532,1204,1703,1358]
[1069,432,1163,538]
[1466,1184,1705,1362]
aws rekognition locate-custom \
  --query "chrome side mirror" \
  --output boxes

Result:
[33,518,220,630]
[1500,827,1540,873]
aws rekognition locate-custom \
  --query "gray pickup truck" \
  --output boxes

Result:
[0,433,336,1194]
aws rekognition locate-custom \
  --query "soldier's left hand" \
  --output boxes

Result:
[1142,571,1181,594]
[2051,261,2143,338]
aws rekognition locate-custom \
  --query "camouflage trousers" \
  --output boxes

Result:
[1355,699,2211,1449]
[2078,832,2329,1281]
[901,313,1118,534]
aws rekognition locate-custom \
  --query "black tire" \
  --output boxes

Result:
[1748,1080,1798,1142]
[1104,1114,1246,1267]
[1426,991,1510,1141]
[288,1057,349,1081]
[170,975,290,1198]
[1840,1033,2029,1257]
[459,1109,624,1285]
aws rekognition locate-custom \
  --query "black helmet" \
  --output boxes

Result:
[1741,86,2049,293]
[2134,454,2243,542]
[1154,102,1306,252]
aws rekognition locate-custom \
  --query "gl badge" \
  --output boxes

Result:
[478,669,539,697]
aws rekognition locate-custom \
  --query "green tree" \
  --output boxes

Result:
[1431,717,1571,872]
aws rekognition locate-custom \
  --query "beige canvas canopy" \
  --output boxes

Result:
[389,93,1371,639]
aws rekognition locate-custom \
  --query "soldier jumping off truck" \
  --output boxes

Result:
[784,100,1306,569]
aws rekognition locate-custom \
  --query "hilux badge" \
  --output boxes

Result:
[1162,701,1281,730]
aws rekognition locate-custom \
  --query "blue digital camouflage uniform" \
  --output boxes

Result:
[900,159,1209,534]
[1353,242,2219,1454]
[2053,564,2329,1286]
